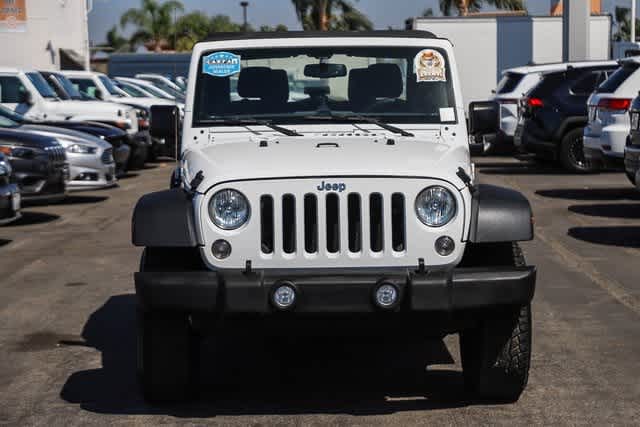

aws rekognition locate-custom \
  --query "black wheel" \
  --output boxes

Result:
[137,247,203,402]
[626,171,637,186]
[559,128,593,173]
[128,145,148,170]
[459,243,532,402]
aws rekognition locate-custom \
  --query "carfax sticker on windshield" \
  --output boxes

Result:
[414,49,446,83]
[202,51,241,77]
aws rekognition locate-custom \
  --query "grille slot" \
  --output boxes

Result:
[391,193,406,252]
[282,194,296,254]
[304,194,318,253]
[369,193,384,252]
[260,195,274,254]
[348,193,362,253]
[326,193,340,253]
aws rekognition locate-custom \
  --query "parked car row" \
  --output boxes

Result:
[472,57,640,190]
[0,70,186,225]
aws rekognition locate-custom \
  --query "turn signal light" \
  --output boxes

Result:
[597,98,631,112]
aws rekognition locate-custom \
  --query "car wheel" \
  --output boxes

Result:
[458,243,532,402]
[137,248,202,402]
[560,128,594,173]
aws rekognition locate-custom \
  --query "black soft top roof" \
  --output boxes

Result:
[203,30,439,43]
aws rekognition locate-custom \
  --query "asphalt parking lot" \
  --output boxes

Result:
[1,157,639,426]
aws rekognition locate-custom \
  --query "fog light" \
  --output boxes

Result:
[435,236,455,256]
[211,239,232,259]
[374,282,399,309]
[272,283,296,310]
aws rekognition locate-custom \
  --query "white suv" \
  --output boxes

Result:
[584,58,640,169]
[131,32,537,403]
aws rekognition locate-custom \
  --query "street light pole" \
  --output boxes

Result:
[240,1,249,32]
[632,0,637,43]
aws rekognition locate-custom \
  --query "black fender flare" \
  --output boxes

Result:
[553,116,587,142]
[132,188,200,247]
[469,184,533,243]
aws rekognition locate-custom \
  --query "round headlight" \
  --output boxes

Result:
[415,186,457,227]
[209,189,250,230]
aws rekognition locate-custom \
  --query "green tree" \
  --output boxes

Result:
[422,8,434,17]
[209,14,246,32]
[120,0,184,52]
[104,25,130,52]
[174,11,211,51]
[439,0,524,16]
[259,24,289,32]
[291,0,372,31]
[614,6,640,42]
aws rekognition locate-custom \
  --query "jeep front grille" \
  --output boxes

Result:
[260,192,407,257]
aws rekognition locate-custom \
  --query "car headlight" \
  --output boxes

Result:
[415,186,457,227]
[66,143,97,154]
[209,189,250,230]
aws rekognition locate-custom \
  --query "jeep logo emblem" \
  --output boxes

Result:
[317,180,346,192]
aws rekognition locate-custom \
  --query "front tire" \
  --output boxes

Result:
[459,243,532,402]
[559,128,593,173]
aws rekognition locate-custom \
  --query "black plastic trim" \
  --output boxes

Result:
[134,265,536,313]
[132,188,200,247]
[469,184,533,243]
[203,30,439,43]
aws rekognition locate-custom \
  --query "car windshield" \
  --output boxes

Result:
[0,105,25,124]
[118,82,148,98]
[26,72,58,99]
[140,83,173,99]
[54,74,83,100]
[596,61,639,93]
[193,46,456,126]
[99,75,124,97]
[496,72,524,95]
[150,81,185,101]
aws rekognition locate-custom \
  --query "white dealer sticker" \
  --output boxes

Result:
[414,49,446,83]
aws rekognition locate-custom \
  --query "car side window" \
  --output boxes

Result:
[0,76,27,103]
[569,71,601,96]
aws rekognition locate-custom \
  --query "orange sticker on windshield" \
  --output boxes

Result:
[414,49,446,83]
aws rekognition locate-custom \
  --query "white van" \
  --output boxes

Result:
[0,67,138,135]
[584,58,640,169]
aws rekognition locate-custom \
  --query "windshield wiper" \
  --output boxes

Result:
[206,117,302,137]
[304,113,414,137]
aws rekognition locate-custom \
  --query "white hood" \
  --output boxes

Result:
[110,97,177,109]
[183,133,471,193]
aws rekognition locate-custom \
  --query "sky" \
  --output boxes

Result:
[88,0,634,45]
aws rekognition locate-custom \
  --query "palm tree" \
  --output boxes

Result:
[291,0,372,31]
[614,6,640,42]
[120,0,184,52]
[439,0,524,16]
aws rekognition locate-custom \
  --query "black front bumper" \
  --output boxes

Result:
[135,267,536,314]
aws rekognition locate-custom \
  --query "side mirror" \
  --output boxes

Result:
[468,101,498,136]
[150,105,180,158]
[94,88,104,100]
[19,90,34,106]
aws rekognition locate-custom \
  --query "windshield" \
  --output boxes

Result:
[496,72,524,95]
[54,74,83,99]
[140,83,173,99]
[193,46,456,127]
[98,75,123,96]
[596,62,639,93]
[151,81,185,101]
[0,105,25,124]
[26,72,58,99]
[118,82,148,98]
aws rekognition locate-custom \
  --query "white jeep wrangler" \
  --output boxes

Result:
[133,31,536,403]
